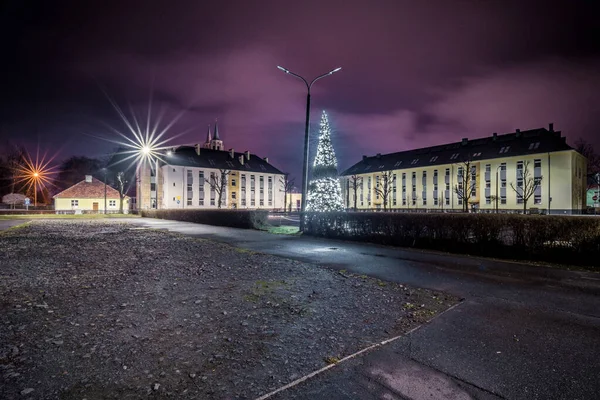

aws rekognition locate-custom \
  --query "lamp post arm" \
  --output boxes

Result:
[309,68,341,90]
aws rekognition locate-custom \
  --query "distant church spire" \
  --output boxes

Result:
[213,119,221,140]
[205,124,212,142]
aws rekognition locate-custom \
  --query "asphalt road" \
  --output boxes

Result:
[5,218,599,399]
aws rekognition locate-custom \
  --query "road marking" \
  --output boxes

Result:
[254,301,464,400]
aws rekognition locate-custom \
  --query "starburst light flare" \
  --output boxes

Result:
[14,148,59,206]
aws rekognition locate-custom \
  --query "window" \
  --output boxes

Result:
[485,196,491,205]
[422,198,427,206]
[365,165,371,171]
[445,197,450,206]
[173,168,176,172]
[231,178,236,186]
[430,156,438,162]
[198,171,205,206]
[109,200,116,207]
[434,197,438,206]
[241,174,246,207]
[499,146,511,154]
[394,161,403,167]
[268,176,273,206]
[232,191,236,199]
[71,200,78,207]
[485,164,491,173]
[392,174,397,206]
[173,182,176,187]
[260,165,267,171]
[187,170,193,206]
[367,176,372,205]
[226,161,234,167]
[433,170,438,178]
[450,153,460,160]
[208,159,215,166]
[375,175,380,200]
[534,159,541,169]
[470,166,477,196]
[250,175,256,206]
[534,194,542,204]
[210,172,216,206]
[473,152,482,157]
[259,176,264,206]
[150,183,156,192]
[411,159,419,165]
[529,142,540,150]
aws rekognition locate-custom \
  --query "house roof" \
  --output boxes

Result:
[53,177,127,199]
[163,146,284,175]
[340,127,575,176]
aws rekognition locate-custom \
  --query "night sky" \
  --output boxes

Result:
[1,0,598,181]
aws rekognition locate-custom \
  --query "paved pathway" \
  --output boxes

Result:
[12,217,600,399]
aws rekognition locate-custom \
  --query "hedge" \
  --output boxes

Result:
[304,212,600,267]
[140,209,269,230]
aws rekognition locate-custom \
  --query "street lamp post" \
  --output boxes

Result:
[277,65,342,231]
[103,168,107,214]
[33,172,39,207]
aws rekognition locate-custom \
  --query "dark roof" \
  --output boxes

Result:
[163,146,284,175]
[53,177,125,199]
[341,127,574,176]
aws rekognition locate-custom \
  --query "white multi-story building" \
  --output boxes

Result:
[340,124,587,214]
[137,123,286,210]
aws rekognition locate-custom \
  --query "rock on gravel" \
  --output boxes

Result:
[0,220,458,399]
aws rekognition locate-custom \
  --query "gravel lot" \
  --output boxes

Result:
[0,220,458,399]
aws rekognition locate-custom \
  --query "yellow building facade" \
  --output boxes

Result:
[341,126,587,214]
[54,175,129,213]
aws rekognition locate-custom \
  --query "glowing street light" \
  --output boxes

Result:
[14,151,58,207]
[277,65,342,231]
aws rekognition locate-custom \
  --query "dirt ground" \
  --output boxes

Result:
[0,220,458,399]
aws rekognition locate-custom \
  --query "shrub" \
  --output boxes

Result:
[304,212,600,267]
[141,209,269,230]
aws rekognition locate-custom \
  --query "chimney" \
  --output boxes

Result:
[239,155,244,165]
[461,138,468,146]
[516,129,521,137]
[229,148,234,158]
[376,153,382,159]
[263,157,269,163]
[195,144,201,155]
[492,132,497,141]
[245,150,250,161]
[549,123,554,132]
[85,175,92,183]
[362,155,368,161]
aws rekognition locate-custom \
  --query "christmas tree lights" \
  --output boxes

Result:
[306,111,345,212]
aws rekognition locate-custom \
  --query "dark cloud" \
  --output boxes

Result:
[1,0,598,179]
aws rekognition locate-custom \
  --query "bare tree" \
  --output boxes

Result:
[348,175,363,211]
[410,193,419,208]
[279,173,295,212]
[373,171,395,211]
[116,172,128,213]
[454,160,475,212]
[208,169,230,208]
[510,161,542,213]
[575,138,599,174]
[489,194,500,213]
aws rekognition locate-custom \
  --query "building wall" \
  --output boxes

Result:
[55,197,128,211]
[342,149,585,213]
[161,164,285,210]
[284,193,302,212]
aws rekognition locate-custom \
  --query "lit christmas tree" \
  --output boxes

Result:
[306,111,345,212]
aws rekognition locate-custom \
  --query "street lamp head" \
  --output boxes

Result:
[33,172,39,177]
[142,146,151,155]
[166,150,172,156]
[331,67,342,73]
[277,65,288,73]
